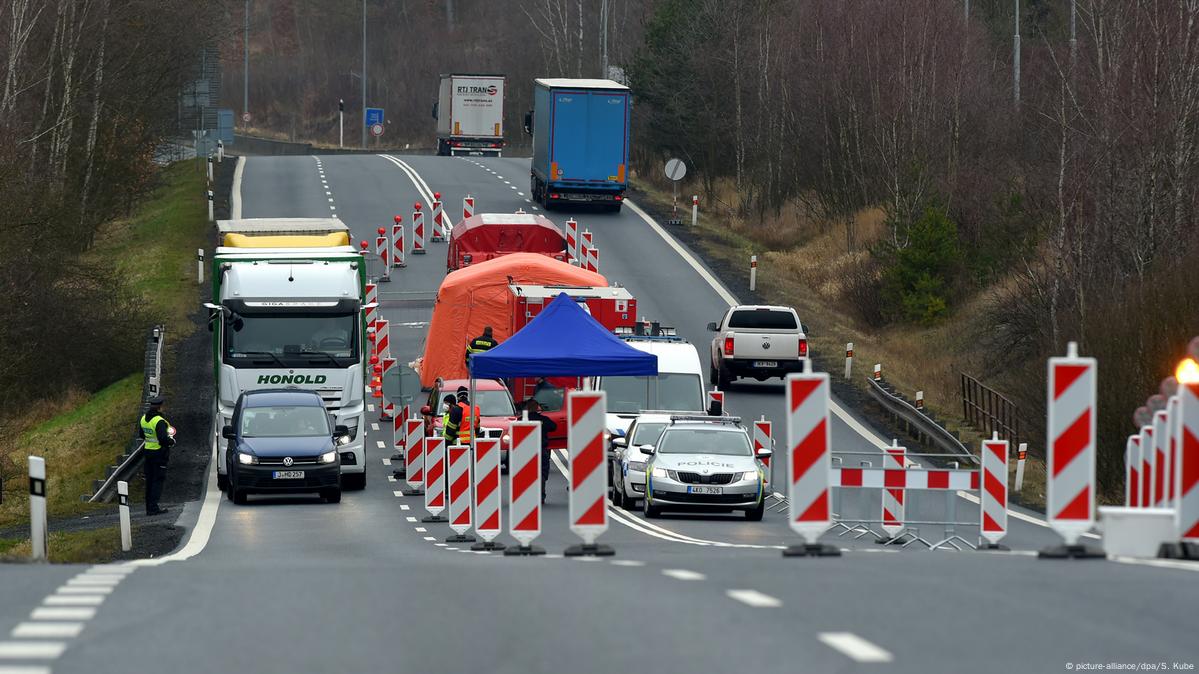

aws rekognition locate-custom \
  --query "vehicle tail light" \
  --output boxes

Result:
[799,339,808,357]
[451,141,462,147]
[614,195,622,201]
[723,337,734,356]
[490,143,499,148]
[550,193,561,200]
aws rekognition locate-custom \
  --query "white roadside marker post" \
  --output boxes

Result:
[691,195,698,227]
[118,480,132,552]
[1014,443,1028,493]
[749,255,757,291]
[207,190,214,222]
[197,248,205,284]
[844,343,853,380]
[29,456,47,561]
[207,156,213,183]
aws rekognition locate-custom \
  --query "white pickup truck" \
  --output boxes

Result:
[708,305,809,388]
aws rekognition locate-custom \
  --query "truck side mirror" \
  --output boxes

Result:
[221,425,236,440]
[431,102,439,120]
[706,322,719,332]
[523,111,533,135]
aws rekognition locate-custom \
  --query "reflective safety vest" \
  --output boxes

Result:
[442,411,456,439]
[140,414,168,451]
[458,402,480,444]
[465,336,497,360]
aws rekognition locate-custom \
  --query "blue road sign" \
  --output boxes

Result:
[365,107,384,126]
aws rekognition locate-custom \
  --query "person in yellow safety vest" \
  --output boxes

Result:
[455,390,481,445]
[137,395,176,516]
[465,326,500,365]
[440,394,460,442]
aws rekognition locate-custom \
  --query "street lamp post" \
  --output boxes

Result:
[361,0,367,149]
[244,0,250,128]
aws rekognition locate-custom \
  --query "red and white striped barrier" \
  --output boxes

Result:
[1168,395,1180,506]
[506,420,545,555]
[753,417,772,489]
[375,318,390,360]
[392,215,406,268]
[1139,424,1155,508]
[783,368,839,556]
[880,441,907,539]
[402,419,424,495]
[707,389,724,415]
[431,193,445,242]
[581,229,593,272]
[422,437,447,522]
[365,282,378,329]
[380,357,395,421]
[462,194,475,222]
[412,203,426,254]
[565,218,579,264]
[1045,342,1097,547]
[565,391,612,556]
[1154,409,1170,508]
[445,444,474,542]
[392,405,408,467]
[472,437,505,550]
[375,232,390,282]
[1173,381,1199,547]
[1126,434,1140,508]
[980,435,1009,548]
[587,246,599,273]
[833,466,979,489]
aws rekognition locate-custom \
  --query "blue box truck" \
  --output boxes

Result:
[524,78,631,212]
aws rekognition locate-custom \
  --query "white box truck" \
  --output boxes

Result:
[434,73,505,156]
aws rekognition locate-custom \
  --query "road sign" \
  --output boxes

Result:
[382,364,421,405]
[366,107,384,126]
[370,123,385,137]
[664,158,687,181]
[242,112,251,123]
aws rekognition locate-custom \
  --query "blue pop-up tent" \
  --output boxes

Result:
[470,292,658,378]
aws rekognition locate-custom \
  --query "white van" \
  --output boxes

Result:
[593,334,707,441]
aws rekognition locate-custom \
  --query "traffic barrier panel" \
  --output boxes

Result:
[979,435,1009,549]
[1154,410,1170,508]
[402,419,424,495]
[375,234,390,282]
[753,417,772,490]
[707,389,725,416]
[1163,381,1199,557]
[1126,434,1140,507]
[1139,424,1155,508]
[392,216,406,268]
[422,437,447,522]
[505,420,545,555]
[375,319,390,360]
[1041,341,1103,558]
[431,194,445,242]
[833,466,979,490]
[565,390,613,556]
[581,230,593,272]
[365,283,378,329]
[880,441,907,540]
[783,367,840,556]
[445,444,475,542]
[463,194,475,222]
[379,357,396,421]
[412,204,426,254]
[392,405,408,466]
[565,218,578,264]
[1168,395,1180,505]
[472,437,505,550]
[587,246,600,274]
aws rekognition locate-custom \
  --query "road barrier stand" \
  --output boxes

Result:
[422,437,448,522]
[445,444,476,543]
[402,420,425,496]
[979,434,1009,550]
[581,230,594,273]
[588,246,600,274]
[691,195,698,227]
[365,282,378,329]
[207,189,214,222]
[1154,409,1171,509]
[392,216,406,268]
[565,218,579,265]
[392,405,408,468]
[431,193,445,242]
[1168,395,1180,506]
[754,416,773,491]
[1125,435,1140,507]
[877,441,912,545]
[1159,378,1199,558]
[412,203,426,254]
[1139,424,1155,508]
[506,419,546,556]
[376,232,391,283]
[1041,342,1104,558]
[832,460,881,538]
[1013,442,1028,493]
[565,391,614,556]
[844,343,853,380]
[197,248,205,284]
[831,461,981,547]
[380,357,396,421]
[118,480,132,552]
[783,362,840,557]
[707,389,725,416]
[749,255,757,292]
[471,437,505,551]
[463,194,475,222]
[930,461,976,551]
[29,456,47,561]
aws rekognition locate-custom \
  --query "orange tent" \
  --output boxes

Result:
[419,252,607,385]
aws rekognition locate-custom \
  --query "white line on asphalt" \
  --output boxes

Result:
[434,543,448,547]
[371,423,380,431]
[510,185,517,190]
[531,206,539,211]
[43,595,104,607]
[662,569,706,581]
[544,554,563,559]
[818,632,894,663]
[400,504,410,510]
[0,642,66,659]
[55,586,112,595]
[406,516,418,522]
[376,440,385,449]
[387,475,396,482]
[518,192,525,196]
[89,565,134,575]
[1111,556,1199,573]
[0,667,51,674]
[367,404,375,412]
[393,490,404,497]
[382,458,392,466]
[572,556,604,562]
[378,155,436,207]
[66,577,121,587]
[726,589,783,608]
[329,206,335,211]
[30,608,94,621]
[414,527,427,533]
[423,537,436,541]
[609,560,645,567]
[11,623,83,639]
[230,156,245,219]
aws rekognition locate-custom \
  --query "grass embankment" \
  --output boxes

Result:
[0,527,127,564]
[631,178,1051,508]
[0,162,208,557]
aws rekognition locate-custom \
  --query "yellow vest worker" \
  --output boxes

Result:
[465,326,500,365]
[138,396,176,516]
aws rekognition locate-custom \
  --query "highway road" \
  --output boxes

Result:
[0,153,1195,673]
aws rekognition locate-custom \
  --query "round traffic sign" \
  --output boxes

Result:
[664,158,687,181]
[370,122,385,137]
[241,112,252,123]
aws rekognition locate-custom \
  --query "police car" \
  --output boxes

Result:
[608,412,672,509]
[642,416,770,520]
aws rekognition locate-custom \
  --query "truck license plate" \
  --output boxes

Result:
[272,470,305,480]
[752,361,778,368]
[687,486,723,495]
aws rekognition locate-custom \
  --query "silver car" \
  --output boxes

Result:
[643,417,771,520]
[608,413,672,510]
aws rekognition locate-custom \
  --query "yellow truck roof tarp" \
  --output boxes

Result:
[222,232,351,248]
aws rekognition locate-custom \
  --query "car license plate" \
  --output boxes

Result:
[272,470,305,480]
[687,486,723,495]
[753,361,778,368]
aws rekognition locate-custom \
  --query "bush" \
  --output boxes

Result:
[877,206,961,325]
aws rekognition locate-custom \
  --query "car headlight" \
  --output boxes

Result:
[336,433,352,446]
[627,461,647,472]
[237,452,257,465]
[651,467,668,478]
[318,450,337,464]
[343,419,360,442]
[742,470,760,481]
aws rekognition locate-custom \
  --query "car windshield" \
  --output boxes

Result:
[601,374,704,413]
[631,422,667,446]
[728,309,797,330]
[240,405,330,437]
[224,312,358,367]
[657,428,752,456]
[439,389,516,417]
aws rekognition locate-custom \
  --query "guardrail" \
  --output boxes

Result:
[864,374,978,466]
[960,372,1020,449]
[89,325,165,503]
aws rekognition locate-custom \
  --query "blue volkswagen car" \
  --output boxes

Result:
[222,390,347,504]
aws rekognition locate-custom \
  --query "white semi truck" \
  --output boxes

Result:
[207,218,369,491]
[433,73,506,156]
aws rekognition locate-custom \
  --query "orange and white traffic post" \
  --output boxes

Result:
[375,230,390,283]
[1154,409,1171,508]
[565,391,613,556]
[412,203,426,254]
[431,192,446,242]
[879,441,907,542]
[1161,363,1199,559]
[445,443,475,543]
[392,215,406,268]
[364,282,378,329]
[422,437,447,522]
[392,405,408,468]
[783,362,840,557]
[505,419,546,555]
[707,389,725,416]
[1125,435,1141,508]
[581,230,593,272]
[471,437,505,551]
[462,194,475,221]
[565,218,579,265]
[753,416,772,490]
[979,434,1009,550]
[379,357,395,421]
[401,419,424,496]
[1139,423,1156,508]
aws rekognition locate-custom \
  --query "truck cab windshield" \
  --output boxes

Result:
[224,313,358,367]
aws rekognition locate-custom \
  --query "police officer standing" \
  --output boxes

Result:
[138,396,175,516]
[465,326,500,365]
[441,394,460,442]
[524,400,558,503]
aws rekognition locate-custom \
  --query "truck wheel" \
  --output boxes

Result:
[436,140,448,156]
[718,366,733,390]
[217,473,228,492]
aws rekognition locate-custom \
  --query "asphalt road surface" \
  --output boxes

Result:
[0,153,1195,674]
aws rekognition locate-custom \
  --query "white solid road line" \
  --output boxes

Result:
[662,569,706,581]
[609,560,646,567]
[0,667,52,674]
[30,608,94,621]
[132,435,222,566]
[43,595,104,607]
[818,632,894,663]
[0,642,67,659]
[378,155,437,207]
[726,589,783,608]
[11,623,84,639]
[230,156,245,219]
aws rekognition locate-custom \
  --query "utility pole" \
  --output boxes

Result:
[243,0,249,128]
[600,0,609,79]
[1013,0,1021,105]
[361,0,367,149]
[1069,0,1077,65]
[964,0,970,20]
[339,99,344,148]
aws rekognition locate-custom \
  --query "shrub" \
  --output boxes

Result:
[877,206,961,325]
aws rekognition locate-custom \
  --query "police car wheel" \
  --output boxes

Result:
[643,498,661,519]
[744,501,765,521]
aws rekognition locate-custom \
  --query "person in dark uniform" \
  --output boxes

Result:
[465,326,500,365]
[524,400,558,503]
[441,394,461,442]
[137,396,175,516]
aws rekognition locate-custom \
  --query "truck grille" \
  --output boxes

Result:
[314,388,343,412]
[258,456,322,466]
[675,472,736,485]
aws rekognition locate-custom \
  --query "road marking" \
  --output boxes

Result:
[66,577,121,587]
[609,560,645,567]
[55,586,112,595]
[378,155,437,207]
[371,423,380,431]
[572,556,604,562]
[230,156,245,219]
[393,490,405,497]
[400,504,410,510]
[818,632,894,663]
[954,490,1101,538]
[726,589,782,608]
[662,569,706,581]
[43,595,104,606]
[11,623,83,638]
[434,543,448,547]
[406,516,418,522]
[367,404,375,412]
[414,527,427,533]
[382,458,392,466]
[517,192,525,196]
[327,197,334,202]
[387,475,396,482]
[30,608,94,621]
[376,441,385,449]
[509,185,517,190]
[0,642,66,659]
[1111,556,1199,573]
[89,565,134,574]
[423,536,436,541]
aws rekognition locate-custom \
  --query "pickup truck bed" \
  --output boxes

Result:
[708,305,808,388]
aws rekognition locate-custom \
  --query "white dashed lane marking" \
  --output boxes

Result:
[0,642,66,659]
[609,560,645,567]
[42,595,104,607]
[818,632,894,663]
[10,623,83,638]
[30,607,95,621]
[661,569,706,581]
[726,590,782,608]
